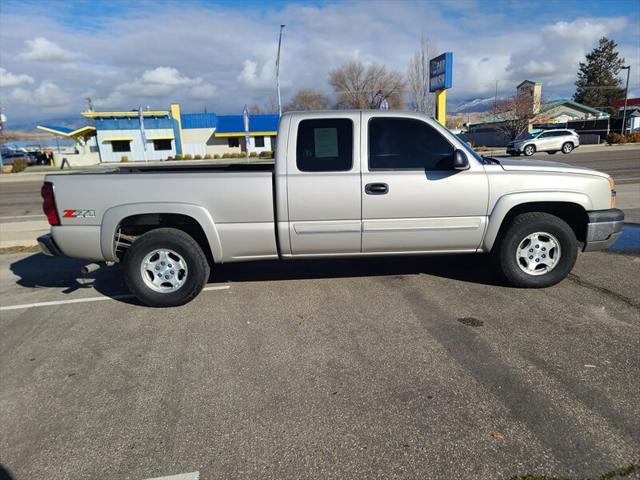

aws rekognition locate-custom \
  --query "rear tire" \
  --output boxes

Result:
[562,142,574,154]
[523,144,536,156]
[124,228,210,307]
[494,212,577,288]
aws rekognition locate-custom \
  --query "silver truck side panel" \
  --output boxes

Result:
[482,167,612,251]
[48,171,276,263]
[52,225,103,260]
[100,203,223,262]
[275,114,292,255]
[216,222,279,262]
[285,111,362,254]
[359,111,489,253]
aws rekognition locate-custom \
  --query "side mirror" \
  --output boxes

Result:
[453,149,470,170]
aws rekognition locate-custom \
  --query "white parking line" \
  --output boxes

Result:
[0,285,230,311]
[144,472,199,480]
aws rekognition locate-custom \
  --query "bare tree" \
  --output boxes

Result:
[407,35,436,114]
[490,94,537,140]
[285,88,331,111]
[329,61,405,109]
[250,96,279,114]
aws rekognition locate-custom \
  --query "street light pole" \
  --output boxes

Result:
[276,24,286,117]
[620,65,630,135]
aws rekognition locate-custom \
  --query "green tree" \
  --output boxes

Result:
[574,37,625,111]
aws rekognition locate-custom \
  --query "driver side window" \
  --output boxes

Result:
[368,117,454,170]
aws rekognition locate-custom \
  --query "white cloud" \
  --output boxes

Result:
[20,37,81,62]
[189,83,218,100]
[0,67,34,87]
[238,59,276,89]
[7,81,71,107]
[141,66,201,86]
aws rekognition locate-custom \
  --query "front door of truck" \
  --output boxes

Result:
[360,113,488,253]
[286,113,362,255]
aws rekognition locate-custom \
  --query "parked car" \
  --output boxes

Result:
[0,150,37,166]
[38,111,622,307]
[507,129,580,156]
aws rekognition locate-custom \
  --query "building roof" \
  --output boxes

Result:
[214,114,279,137]
[611,98,640,109]
[82,110,170,118]
[517,80,541,88]
[180,113,217,129]
[539,99,608,117]
[37,125,96,138]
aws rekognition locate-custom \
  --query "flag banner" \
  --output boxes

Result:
[243,104,250,154]
[139,106,147,152]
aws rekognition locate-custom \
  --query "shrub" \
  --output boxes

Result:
[222,153,231,159]
[625,132,640,143]
[607,133,626,144]
[194,154,203,160]
[11,158,28,173]
[120,155,129,162]
[203,153,212,159]
[249,151,258,157]
[183,154,193,160]
[213,154,220,159]
[167,156,174,160]
[174,154,183,160]
[259,150,274,158]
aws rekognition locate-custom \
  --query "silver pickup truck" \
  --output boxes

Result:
[38,110,624,307]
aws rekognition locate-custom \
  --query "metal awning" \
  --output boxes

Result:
[102,137,133,142]
[146,136,174,141]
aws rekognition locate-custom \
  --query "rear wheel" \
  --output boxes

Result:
[523,144,536,156]
[124,228,210,307]
[562,142,574,154]
[495,212,577,288]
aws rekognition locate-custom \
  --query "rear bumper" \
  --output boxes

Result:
[37,233,63,256]
[583,208,625,252]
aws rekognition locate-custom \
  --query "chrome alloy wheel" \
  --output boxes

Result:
[563,143,573,153]
[140,249,188,293]
[516,232,561,276]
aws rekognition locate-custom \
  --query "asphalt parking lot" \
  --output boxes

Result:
[1,147,639,479]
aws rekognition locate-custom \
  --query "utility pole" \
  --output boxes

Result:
[276,24,286,117]
[620,66,630,135]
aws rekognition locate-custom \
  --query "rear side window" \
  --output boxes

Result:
[296,119,353,172]
[368,117,454,170]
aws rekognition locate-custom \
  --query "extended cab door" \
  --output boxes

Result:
[360,112,488,253]
[286,113,362,255]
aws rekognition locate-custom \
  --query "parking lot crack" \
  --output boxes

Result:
[567,274,640,310]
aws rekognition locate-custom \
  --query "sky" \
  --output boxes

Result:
[0,0,639,126]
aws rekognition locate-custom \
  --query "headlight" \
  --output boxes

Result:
[609,176,616,208]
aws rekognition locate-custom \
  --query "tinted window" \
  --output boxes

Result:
[368,117,454,170]
[111,140,131,152]
[296,119,353,172]
[254,136,265,148]
[228,137,239,148]
[153,139,172,151]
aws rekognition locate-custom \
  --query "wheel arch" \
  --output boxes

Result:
[483,193,592,251]
[100,203,223,263]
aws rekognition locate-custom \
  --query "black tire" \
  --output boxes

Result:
[124,228,210,307]
[562,142,574,154]
[547,151,557,155]
[494,212,577,288]
[523,144,536,156]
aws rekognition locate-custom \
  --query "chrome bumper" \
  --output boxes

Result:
[37,233,63,256]
[583,209,625,252]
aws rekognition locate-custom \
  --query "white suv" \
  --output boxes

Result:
[507,129,580,156]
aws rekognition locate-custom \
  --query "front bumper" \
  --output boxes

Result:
[583,209,625,252]
[506,144,523,154]
[37,233,63,256]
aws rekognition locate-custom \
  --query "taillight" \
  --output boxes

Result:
[41,182,60,226]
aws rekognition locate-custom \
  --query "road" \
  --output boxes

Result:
[1,145,638,224]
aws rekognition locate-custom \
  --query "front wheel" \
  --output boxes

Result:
[124,228,210,307]
[562,142,574,154]
[523,144,536,156]
[495,212,577,288]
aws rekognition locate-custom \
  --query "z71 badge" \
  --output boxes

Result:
[63,209,96,219]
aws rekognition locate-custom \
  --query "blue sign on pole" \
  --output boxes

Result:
[429,52,453,92]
